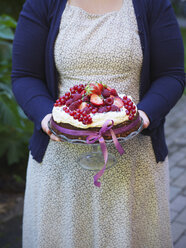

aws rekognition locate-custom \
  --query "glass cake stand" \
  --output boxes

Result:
[48,118,144,171]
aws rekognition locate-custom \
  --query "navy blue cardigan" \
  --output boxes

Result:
[12,0,185,163]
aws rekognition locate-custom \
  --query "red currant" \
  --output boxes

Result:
[129,114,134,120]
[126,110,130,115]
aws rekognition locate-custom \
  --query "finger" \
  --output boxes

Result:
[50,133,60,141]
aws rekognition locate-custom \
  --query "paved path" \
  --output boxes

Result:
[165,94,186,248]
[0,95,186,248]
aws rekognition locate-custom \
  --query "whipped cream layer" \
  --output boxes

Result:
[52,95,137,129]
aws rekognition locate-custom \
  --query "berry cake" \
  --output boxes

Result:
[50,82,141,140]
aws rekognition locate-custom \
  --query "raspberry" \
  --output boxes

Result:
[66,99,73,107]
[69,101,80,111]
[72,93,82,102]
[102,89,111,98]
[105,97,114,106]
[98,106,107,113]
[82,95,90,102]
[111,105,120,112]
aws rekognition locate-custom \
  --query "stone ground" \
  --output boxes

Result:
[0,95,186,248]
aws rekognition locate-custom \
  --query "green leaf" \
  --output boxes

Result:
[0,82,13,98]
[0,15,17,28]
[0,25,14,40]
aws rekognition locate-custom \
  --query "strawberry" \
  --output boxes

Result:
[106,86,112,91]
[90,94,104,106]
[96,82,103,92]
[81,90,86,95]
[79,102,88,110]
[85,83,101,95]
[113,97,124,108]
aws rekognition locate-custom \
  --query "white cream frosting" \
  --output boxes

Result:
[52,95,137,129]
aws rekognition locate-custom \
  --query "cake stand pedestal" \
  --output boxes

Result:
[48,119,143,172]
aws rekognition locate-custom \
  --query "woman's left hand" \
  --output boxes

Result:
[138,110,150,129]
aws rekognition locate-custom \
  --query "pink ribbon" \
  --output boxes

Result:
[86,120,124,187]
[51,116,140,187]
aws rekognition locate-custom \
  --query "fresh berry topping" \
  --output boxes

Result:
[54,103,58,107]
[96,82,103,92]
[78,99,82,104]
[77,86,82,93]
[105,97,114,106]
[123,100,128,105]
[123,95,127,100]
[65,108,70,113]
[85,83,101,96]
[63,106,67,111]
[129,114,134,120]
[87,116,92,124]
[82,120,87,125]
[73,114,78,120]
[79,115,83,121]
[126,110,130,115]
[92,108,98,114]
[69,101,80,111]
[111,105,120,112]
[132,109,136,114]
[66,99,73,107]
[79,102,88,110]
[83,115,88,121]
[82,95,90,102]
[113,97,124,108]
[90,94,104,106]
[102,89,110,98]
[106,106,111,112]
[65,92,71,98]
[72,93,82,102]
[106,86,112,91]
[81,90,86,95]
[98,106,107,113]
[70,111,74,116]
[83,107,91,114]
[110,89,118,96]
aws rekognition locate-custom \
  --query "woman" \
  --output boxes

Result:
[12,0,185,247]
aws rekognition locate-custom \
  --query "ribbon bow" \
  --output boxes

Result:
[86,120,124,187]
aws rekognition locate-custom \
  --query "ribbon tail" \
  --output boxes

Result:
[94,137,108,187]
[110,129,125,155]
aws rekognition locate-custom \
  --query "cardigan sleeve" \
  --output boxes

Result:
[137,0,185,130]
[11,0,54,130]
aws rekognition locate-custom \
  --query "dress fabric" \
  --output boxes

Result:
[23,1,173,247]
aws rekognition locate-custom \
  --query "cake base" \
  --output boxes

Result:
[50,112,141,141]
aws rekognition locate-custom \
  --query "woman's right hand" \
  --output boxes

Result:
[41,113,60,141]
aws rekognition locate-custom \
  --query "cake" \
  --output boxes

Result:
[50,82,141,141]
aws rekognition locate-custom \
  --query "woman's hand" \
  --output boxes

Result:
[138,110,150,129]
[41,113,60,141]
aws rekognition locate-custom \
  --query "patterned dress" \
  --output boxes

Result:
[23,0,173,247]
